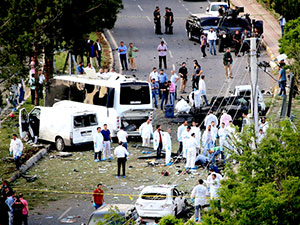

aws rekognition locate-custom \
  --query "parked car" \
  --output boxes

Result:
[217,10,263,52]
[186,14,220,42]
[86,204,140,225]
[206,2,229,17]
[19,106,98,151]
[135,185,186,219]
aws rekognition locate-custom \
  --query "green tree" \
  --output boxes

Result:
[158,215,185,225]
[272,0,300,20]
[203,121,300,224]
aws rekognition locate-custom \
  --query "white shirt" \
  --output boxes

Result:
[187,136,199,150]
[191,184,208,206]
[96,42,102,51]
[206,172,223,189]
[162,132,172,151]
[139,122,153,139]
[149,71,159,82]
[157,44,167,57]
[177,124,187,141]
[93,132,104,152]
[204,114,218,127]
[207,31,217,41]
[117,130,128,143]
[9,138,23,157]
[198,79,206,95]
[39,74,45,84]
[190,126,201,146]
[114,145,129,158]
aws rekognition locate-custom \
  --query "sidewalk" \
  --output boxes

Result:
[231,0,281,60]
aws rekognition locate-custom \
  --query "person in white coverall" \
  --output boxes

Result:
[198,75,209,105]
[202,125,216,157]
[139,119,153,147]
[220,110,232,127]
[218,122,227,148]
[163,128,172,165]
[186,133,199,169]
[211,121,218,139]
[93,127,104,162]
[191,121,201,147]
[153,125,163,158]
[204,111,218,128]
[9,134,23,170]
[191,179,209,222]
[181,126,191,158]
[177,120,188,155]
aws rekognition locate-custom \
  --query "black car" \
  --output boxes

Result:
[186,14,220,42]
[217,13,263,52]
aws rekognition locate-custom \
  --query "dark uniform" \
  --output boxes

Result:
[164,8,174,34]
[154,7,162,35]
[233,31,242,56]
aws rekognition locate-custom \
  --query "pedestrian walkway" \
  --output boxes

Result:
[231,0,281,60]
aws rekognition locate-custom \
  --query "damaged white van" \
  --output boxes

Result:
[19,106,99,151]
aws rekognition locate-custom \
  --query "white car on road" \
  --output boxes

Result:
[135,185,186,219]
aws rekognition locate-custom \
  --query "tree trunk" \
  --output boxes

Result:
[33,50,39,106]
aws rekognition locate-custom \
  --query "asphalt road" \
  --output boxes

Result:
[108,0,275,98]
[28,0,275,224]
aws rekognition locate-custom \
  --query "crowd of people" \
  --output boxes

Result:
[0,180,29,225]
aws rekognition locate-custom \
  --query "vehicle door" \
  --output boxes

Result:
[19,108,34,139]
[172,188,183,213]
[72,113,98,144]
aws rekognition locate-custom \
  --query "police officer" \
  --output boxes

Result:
[153,6,162,35]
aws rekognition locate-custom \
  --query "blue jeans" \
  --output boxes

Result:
[94,203,102,209]
[161,94,168,110]
[281,25,284,37]
[123,142,128,149]
[195,205,205,219]
[202,95,209,105]
[152,91,158,107]
[169,92,175,105]
[210,149,222,164]
[279,80,286,95]
[209,40,216,55]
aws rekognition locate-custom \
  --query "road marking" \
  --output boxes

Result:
[146,16,151,23]
[106,30,122,73]
[58,207,72,220]
[169,50,174,58]
[172,64,175,71]
[137,4,143,12]
[182,4,185,7]
[185,7,189,11]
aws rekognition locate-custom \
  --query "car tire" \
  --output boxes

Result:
[55,137,65,151]
[218,39,224,52]
[188,30,193,40]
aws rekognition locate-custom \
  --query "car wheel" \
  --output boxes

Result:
[218,39,224,52]
[188,30,193,40]
[55,137,65,151]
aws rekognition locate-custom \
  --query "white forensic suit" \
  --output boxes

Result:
[9,138,23,158]
[191,126,201,147]
[153,130,162,150]
[204,114,218,128]
[162,132,172,165]
[211,124,218,139]
[139,122,153,147]
[93,132,104,153]
[181,129,191,158]
[207,172,222,199]
[218,127,228,148]
[189,90,202,108]
[202,128,216,156]
[186,136,199,169]
[220,113,232,127]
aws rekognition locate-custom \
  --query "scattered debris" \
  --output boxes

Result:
[60,217,76,224]
[22,174,38,182]
[56,152,73,157]
[134,185,145,190]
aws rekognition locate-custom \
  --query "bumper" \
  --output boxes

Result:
[137,209,173,218]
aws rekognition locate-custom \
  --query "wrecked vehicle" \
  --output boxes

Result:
[45,72,154,137]
[19,106,98,151]
[135,185,186,219]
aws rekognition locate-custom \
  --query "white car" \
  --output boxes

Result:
[206,2,229,17]
[135,185,186,219]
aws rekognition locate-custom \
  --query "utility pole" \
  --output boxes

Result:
[250,37,259,133]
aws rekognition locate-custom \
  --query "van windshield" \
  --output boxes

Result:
[73,114,98,128]
[141,193,167,200]
[120,83,150,105]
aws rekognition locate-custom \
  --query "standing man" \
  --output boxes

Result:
[207,28,217,55]
[200,34,207,58]
[191,179,209,222]
[223,48,233,79]
[202,125,216,157]
[29,76,35,105]
[19,193,29,225]
[38,69,45,99]
[199,75,209,105]
[191,121,201,147]
[149,67,159,83]
[9,134,23,170]
[242,112,250,130]
[192,60,202,90]
[218,122,227,148]
[93,127,104,162]
[101,124,112,160]
[178,62,188,93]
[168,81,176,105]
[128,42,139,72]
[278,60,287,96]
[153,125,163,158]
[220,110,232,127]
[168,8,174,34]
[278,15,286,36]
[139,119,153,147]
[233,30,242,56]
[151,78,159,108]
[181,126,192,159]
[118,41,128,71]
[186,133,199,170]
[163,128,172,166]
[204,111,219,128]
[160,81,169,110]
[170,70,180,100]
[177,120,188,155]
[157,41,168,70]
[117,126,128,149]
[92,184,104,209]
[164,7,174,34]
[114,142,129,178]
[153,6,162,35]
[158,69,168,99]
[95,39,102,68]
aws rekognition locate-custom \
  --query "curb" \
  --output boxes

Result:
[100,32,114,70]
[104,29,122,74]
[9,145,50,183]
